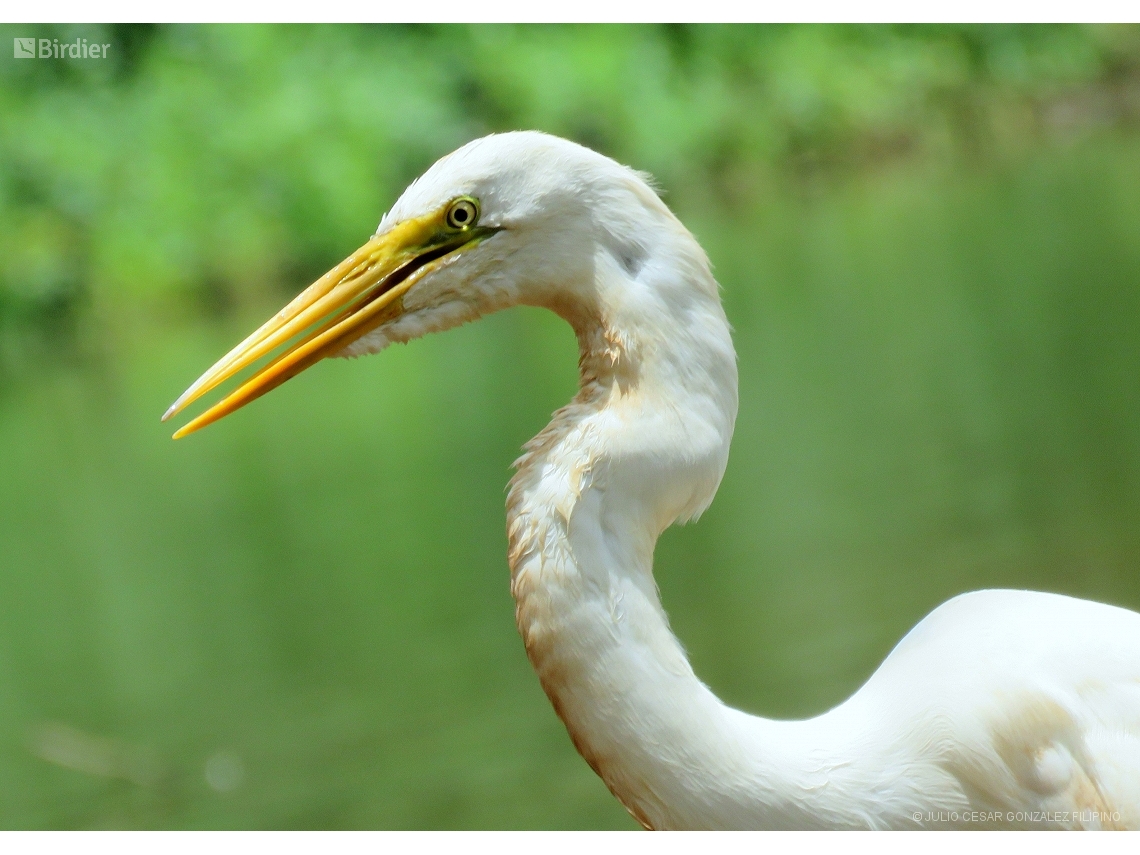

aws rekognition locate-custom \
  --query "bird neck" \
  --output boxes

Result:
[506,256,815,829]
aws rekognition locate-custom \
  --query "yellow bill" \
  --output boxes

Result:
[165,202,490,439]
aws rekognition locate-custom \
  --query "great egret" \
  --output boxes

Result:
[165,131,1140,829]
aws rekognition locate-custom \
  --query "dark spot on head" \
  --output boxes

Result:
[616,244,646,278]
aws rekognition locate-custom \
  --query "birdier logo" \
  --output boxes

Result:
[13,37,110,59]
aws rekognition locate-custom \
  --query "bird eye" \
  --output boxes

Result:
[446,197,479,231]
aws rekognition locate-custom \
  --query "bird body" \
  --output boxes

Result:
[167,131,1140,829]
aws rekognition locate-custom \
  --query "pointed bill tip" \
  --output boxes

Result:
[163,384,202,423]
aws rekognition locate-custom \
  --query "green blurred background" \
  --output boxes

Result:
[1,23,1140,828]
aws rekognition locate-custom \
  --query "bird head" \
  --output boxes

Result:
[164,131,696,438]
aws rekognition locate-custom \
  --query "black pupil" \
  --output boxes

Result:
[453,206,469,223]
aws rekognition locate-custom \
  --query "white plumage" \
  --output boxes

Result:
[168,131,1140,829]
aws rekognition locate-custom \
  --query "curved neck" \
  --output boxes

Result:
[506,251,808,828]
[507,308,775,828]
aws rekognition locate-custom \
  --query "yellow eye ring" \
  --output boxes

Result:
[446,197,479,230]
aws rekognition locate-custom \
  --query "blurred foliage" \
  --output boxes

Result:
[1,24,1140,829]
[2,24,1139,379]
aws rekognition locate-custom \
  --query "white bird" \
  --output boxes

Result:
[165,131,1140,830]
